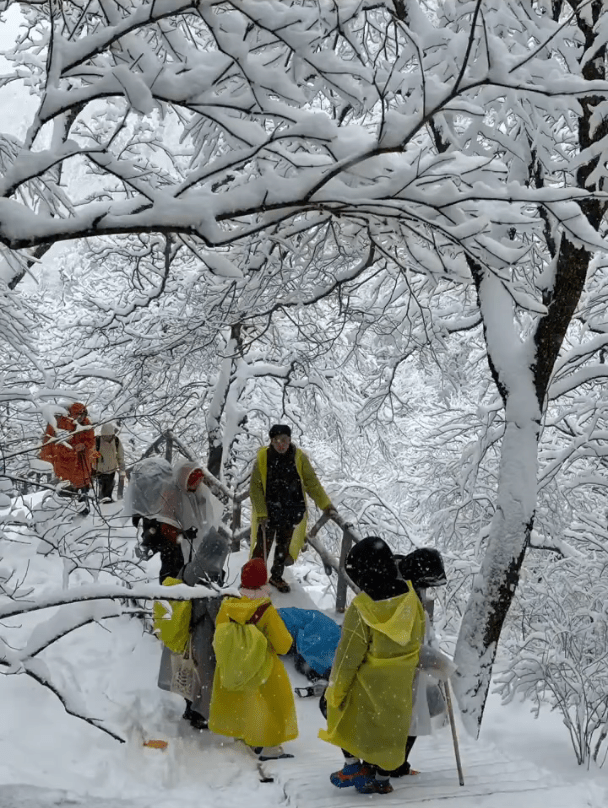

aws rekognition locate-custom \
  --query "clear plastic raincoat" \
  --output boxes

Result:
[123,457,223,561]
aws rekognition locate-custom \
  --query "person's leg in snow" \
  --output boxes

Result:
[76,487,90,516]
[330,750,374,789]
[387,735,418,777]
[356,771,394,795]
[98,471,115,502]
[268,522,294,592]
[253,745,294,761]
[183,700,208,730]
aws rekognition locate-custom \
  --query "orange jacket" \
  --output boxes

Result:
[40,403,97,489]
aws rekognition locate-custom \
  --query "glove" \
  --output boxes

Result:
[324,506,339,520]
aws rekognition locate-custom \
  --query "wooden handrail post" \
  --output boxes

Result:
[231,497,242,552]
[336,526,354,613]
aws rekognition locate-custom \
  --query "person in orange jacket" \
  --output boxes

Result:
[40,402,97,514]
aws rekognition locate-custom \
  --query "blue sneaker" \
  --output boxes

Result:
[330,762,373,788]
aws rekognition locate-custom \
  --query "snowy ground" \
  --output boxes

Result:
[1,503,607,807]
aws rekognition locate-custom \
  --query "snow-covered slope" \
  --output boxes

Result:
[0,507,606,807]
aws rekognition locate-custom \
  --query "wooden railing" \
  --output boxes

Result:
[135,429,362,612]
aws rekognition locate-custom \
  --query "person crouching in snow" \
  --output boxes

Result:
[318,536,425,795]
[208,558,298,760]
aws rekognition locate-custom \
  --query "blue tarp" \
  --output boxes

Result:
[278,607,341,677]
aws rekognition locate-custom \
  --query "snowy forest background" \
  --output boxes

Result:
[2,0,608,772]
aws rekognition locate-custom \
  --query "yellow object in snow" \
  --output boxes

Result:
[143,739,168,750]
[152,577,192,654]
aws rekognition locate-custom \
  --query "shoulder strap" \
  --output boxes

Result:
[247,601,271,625]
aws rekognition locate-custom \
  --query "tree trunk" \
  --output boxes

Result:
[453,204,600,735]
[452,410,538,734]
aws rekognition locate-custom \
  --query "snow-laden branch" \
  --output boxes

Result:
[0,580,219,621]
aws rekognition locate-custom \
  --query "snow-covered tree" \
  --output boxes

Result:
[3,0,608,738]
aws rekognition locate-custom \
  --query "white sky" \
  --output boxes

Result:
[0,5,36,138]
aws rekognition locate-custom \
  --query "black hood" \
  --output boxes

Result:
[345,536,407,601]
[396,548,447,588]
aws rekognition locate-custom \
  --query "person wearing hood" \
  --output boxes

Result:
[157,526,230,730]
[94,421,125,503]
[249,424,336,593]
[390,548,455,778]
[319,537,425,796]
[208,559,298,760]
[124,457,223,583]
[40,402,97,515]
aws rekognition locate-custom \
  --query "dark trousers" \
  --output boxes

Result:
[252,521,294,580]
[98,472,116,500]
[159,542,185,584]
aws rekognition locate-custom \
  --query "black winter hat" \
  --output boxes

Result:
[269,424,292,439]
[345,536,406,601]
[397,548,447,588]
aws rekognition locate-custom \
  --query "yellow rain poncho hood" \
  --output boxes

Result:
[319,586,425,770]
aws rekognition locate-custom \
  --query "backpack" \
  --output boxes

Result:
[153,577,192,654]
[213,602,272,691]
[95,435,120,453]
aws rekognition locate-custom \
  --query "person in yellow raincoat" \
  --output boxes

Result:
[249,424,335,593]
[319,536,425,796]
[208,558,298,760]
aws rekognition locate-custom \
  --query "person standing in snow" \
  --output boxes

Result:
[208,558,298,760]
[319,536,425,796]
[249,424,336,593]
[40,402,97,515]
[94,421,126,503]
[390,547,455,778]
[158,526,230,731]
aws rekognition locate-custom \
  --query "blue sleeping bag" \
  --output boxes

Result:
[278,607,341,678]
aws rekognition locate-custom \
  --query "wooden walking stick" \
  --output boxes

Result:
[442,679,465,786]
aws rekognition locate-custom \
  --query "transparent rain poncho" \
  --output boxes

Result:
[123,457,184,528]
[124,457,223,549]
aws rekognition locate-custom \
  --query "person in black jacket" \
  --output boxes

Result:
[249,424,335,593]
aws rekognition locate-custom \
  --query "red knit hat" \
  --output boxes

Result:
[241,558,268,590]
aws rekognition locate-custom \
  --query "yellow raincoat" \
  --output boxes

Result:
[208,596,298,747]
[319,585,425,770]
[249,446,331,562]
